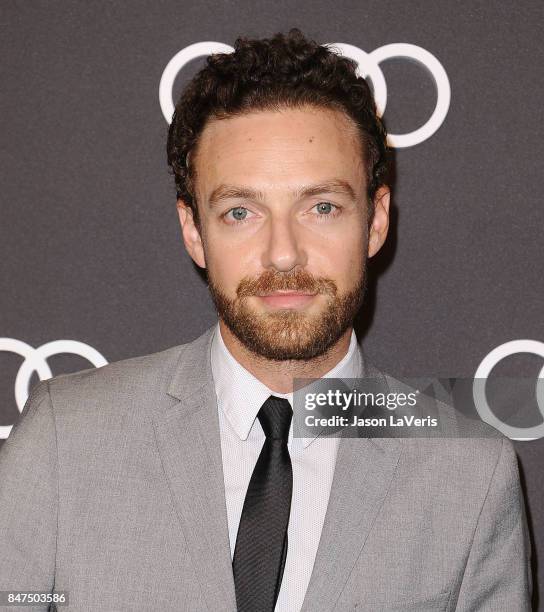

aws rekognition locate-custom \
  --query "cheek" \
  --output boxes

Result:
[310,229,365,279]
[204,237,257,288]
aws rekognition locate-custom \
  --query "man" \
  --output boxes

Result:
[0,29,532,611]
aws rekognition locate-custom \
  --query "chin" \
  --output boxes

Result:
[232,315,345,362]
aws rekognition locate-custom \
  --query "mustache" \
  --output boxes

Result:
[236,269,337,298]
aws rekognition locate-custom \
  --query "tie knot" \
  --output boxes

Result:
[257,396,293,441]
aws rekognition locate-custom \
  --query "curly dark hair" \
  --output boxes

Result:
[166,28,388,230]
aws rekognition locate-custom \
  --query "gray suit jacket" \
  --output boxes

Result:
[0,325,532,611]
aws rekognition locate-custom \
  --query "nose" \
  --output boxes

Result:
[260,213,307,272]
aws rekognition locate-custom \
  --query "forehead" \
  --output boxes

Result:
[193,106,365,197]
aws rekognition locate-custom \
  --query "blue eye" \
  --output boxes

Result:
[312,202,340,218]
[230,207,248,221]
[315,202,334,214]
[224,206,253,223]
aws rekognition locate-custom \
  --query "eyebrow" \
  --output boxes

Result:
[207,179,357,209]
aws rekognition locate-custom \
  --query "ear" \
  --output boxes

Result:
[176,199,206,269]
[368,186,390,258]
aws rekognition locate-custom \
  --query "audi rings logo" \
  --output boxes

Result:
[0,338,108,439]
[159,41,451,148]
[473,340,544,441]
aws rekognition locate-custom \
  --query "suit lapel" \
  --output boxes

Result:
[152,327,237,612]
[153,325,403,612]
[300,356,404,612]
[300,434,403,611]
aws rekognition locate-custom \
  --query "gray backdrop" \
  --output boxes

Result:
[2,1,543,608]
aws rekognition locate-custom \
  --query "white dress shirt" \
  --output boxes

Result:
[210,321,362,612]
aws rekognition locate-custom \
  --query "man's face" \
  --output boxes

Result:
[178,105,389,361]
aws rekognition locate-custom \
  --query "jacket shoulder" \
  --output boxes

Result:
[43,326,215,422]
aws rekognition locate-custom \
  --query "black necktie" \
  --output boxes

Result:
[232,395,294,612]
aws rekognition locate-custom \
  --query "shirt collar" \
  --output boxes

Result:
[210,321,363,449]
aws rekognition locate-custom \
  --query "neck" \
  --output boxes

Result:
[218,319,353,394]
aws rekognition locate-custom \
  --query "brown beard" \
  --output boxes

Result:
[206,261,367,361]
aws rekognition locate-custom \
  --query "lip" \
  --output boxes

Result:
[256,291,318,309]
